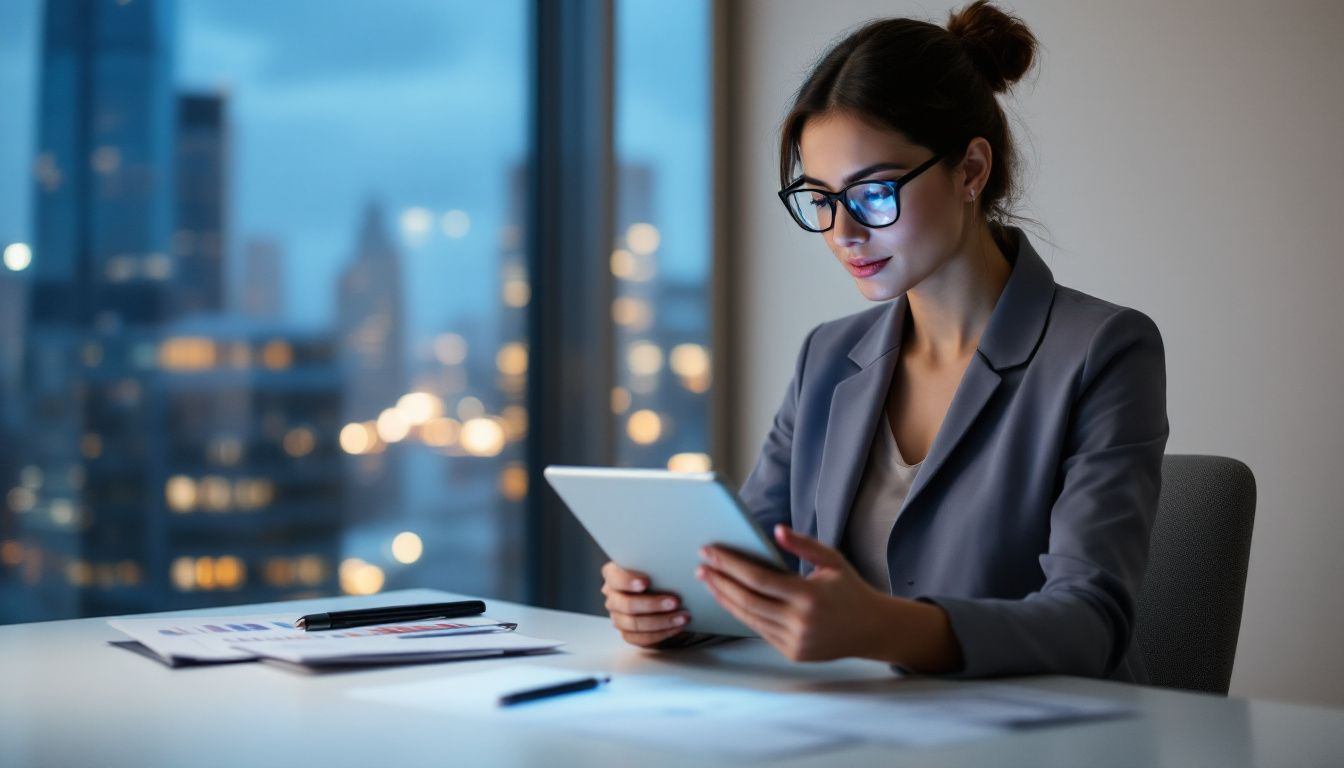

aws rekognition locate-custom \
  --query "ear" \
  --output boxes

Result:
[958,137,994,204]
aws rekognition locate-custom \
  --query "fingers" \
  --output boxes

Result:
[619,627,686,648]
[603,588,681,616]
[699,546,796,599]
[610,609,689,634]
[601,561,650,592]
[773,524,845,569]
[698,566,791,647]
[697,565,788,633]
[600,561,689,645]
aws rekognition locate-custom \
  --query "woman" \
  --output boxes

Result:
[601,1,1168,681]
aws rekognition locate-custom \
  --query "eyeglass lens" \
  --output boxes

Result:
[785,182,899,232]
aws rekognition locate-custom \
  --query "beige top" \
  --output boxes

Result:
[843,409,923,592]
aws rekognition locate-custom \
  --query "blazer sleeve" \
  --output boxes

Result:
[922,308,1169,678]
[737,324,821,573]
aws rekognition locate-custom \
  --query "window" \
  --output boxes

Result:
[0,0,532,621]
[0,0,718,623]
[612,0,713,472]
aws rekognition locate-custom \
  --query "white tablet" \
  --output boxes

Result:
[542,465,790,637]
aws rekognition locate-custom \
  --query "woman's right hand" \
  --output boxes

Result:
[600,561,690,647]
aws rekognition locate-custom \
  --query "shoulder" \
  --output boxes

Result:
[1049,286,1163,354]
[1044,286,1166,389]
[807,301,892,353]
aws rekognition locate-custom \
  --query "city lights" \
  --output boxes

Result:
[627,341,664,376]
[610,248,635,279]
[233,479,274,511]
[611,386,631,414]
[669,343,709,378]
[391,531,423,564]
[200,476,231,511]
[420,416,461,448]
[434,333,468,366]
[502,278,531,307]
[259,340,293,369]
[49,499,76,527]
[159,337,217,370]
[496,342,528,377]
[340,558,385,595]
[500,405,528,441]
[396,392,443,425]
[376,408,411,443]
[626,409,663,445]
[625,222,661,255]
[671,343,712,393]
[499,464,528,501]
[0,540,22,567]
[612,297,652,330]
[339,422,376,455]
[296,556,325,586]
[3,242,32,271]
[667,452,712,473]
[171,557,195,591]
[283,426,316,458]
[399,207,433,245]
[165,476,197,513]
[441,209,471,238]
[6,488,35,514]
[461,417,506,457]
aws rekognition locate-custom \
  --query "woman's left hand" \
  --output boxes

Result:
[696,524,892,662]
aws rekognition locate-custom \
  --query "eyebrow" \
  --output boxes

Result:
[797,162,909,190]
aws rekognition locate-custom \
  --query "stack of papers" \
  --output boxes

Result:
[107,614,563,669]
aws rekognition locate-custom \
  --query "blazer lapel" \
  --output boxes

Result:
[898,355,1000,512]
[899,227,1056,515]
[815,298,906,550]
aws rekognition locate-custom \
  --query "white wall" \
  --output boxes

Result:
[728,0,1344,707]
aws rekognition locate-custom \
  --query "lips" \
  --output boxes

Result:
[845,257,891,278]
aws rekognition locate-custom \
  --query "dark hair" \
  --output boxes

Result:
[779,1,1038,227]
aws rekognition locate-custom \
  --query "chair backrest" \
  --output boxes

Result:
[1133,454,1256,695]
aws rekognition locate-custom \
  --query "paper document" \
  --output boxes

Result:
[108,614,560,668]
[350,667,1133,759]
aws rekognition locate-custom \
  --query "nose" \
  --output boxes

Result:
[829,203,869,248]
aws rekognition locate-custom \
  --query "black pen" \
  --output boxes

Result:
[498,675,611,707]
[296,600,486,631]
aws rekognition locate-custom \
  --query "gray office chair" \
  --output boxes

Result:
[1132,454,1256,695]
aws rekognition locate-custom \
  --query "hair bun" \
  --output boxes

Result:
[946,0,1037,93]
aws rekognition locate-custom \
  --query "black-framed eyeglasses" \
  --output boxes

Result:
[777,154,944,233]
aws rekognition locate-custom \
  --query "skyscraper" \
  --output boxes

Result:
[23,0,178,618]
[239,237,285,320]
[155,317,344,608]
[172,91,229,318]
[336,202,407,523]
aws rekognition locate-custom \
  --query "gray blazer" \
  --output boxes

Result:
[739,227,1168,681]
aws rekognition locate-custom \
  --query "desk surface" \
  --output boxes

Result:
[2,588,1341,767]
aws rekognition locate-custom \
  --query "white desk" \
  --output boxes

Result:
[2,588,1341,767]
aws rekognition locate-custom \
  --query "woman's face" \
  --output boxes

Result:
[797,111,967,302]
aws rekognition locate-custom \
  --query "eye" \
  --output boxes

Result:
[860,185,893,203]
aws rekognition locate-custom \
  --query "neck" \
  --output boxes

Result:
[903,223,1012,363]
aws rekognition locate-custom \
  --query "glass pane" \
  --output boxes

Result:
[612,0,713,472]
[0,0,530,622]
